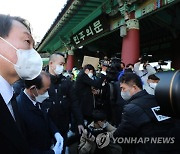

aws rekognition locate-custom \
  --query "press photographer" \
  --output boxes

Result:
[134,56,156,94]
[78,110,122,154]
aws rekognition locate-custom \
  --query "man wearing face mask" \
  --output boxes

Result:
[0,14,42,153]
[134,58,156,92]
[146,74,160,95]
[112,73,172,153]
[78,110,122,154]
[46,53,84,153]
[17,71,63,154]
[74,64,107,123]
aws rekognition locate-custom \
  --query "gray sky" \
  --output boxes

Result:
[0,0,67,42]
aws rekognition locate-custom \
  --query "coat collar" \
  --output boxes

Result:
[49,73,64,84]
[19,91,42,114]
[0,94,29,153]
[129,90,148,102]
[23,89,36,106]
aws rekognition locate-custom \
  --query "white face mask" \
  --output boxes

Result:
[102,82,106,86]
[88,72,93,79]
[149,83,157,89]
[121,90,131,101]
[0,37,42,80]
[54,65,64,75]
[35,91,49,103]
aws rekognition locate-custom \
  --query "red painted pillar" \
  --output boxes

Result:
[66,50,74,71]
[171,40,180,69]
[121,12,140,65]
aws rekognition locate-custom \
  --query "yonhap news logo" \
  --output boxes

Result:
[96,133,175,148]
[96,132,110,149]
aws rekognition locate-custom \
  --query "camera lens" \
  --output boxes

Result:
[155,70,180,118]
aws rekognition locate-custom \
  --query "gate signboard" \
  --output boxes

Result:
[71,14,109,47]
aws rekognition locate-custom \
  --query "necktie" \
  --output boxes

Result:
[11,94,22,133]
[35,102,41,110]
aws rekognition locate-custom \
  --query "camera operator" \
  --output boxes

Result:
[110,72,179,153]
[78,110,122,154]
[146,74,160,95]
[106,58,128,126]
[134,57,156,94]
[74,64,107,123]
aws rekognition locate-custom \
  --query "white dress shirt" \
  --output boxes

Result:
[23,89,37,106]
[0,75,15,120]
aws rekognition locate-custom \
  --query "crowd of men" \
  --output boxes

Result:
[0,14,180,154]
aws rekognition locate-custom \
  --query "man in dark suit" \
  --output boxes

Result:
[46,53,84,153]
[74,64,107,122]
[17,71,63,154]
[0,14,42,154]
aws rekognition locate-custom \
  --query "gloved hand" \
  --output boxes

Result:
[53,142,62,154]
[53,133,63,154]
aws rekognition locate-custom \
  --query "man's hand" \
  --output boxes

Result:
[82,129,95,142]
[78,125,85,134]
[54,133,63,152]
[53,142,63,154]
[91,88,100,95]
[87,133,95,142]
[101,65,108,72]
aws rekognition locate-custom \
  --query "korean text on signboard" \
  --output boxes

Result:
[71,14,109,47]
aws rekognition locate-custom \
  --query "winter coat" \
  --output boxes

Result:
[113,90,178,154]
[17,91,57,154]
[78,122,121,154]
[74,71,106,117]
[46,74,83,136]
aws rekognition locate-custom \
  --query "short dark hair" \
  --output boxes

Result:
[24,71,49,90]
[0,14,31,38]
[148,74,160,80]
[92,110,107,122]
[120,72,143,89]
[106,58,122,82]
[83,64,95,72]
[124,68,133,73]
[126,63,134,68]
[121,62,125,68]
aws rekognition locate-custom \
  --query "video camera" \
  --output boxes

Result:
[158,60,168,66]
[155,70,180,118]
[99,59,110,67]
[140,54,152,64]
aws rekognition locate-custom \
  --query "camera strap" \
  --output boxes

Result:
[140,72,148,78]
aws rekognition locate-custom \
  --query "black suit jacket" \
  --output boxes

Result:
[74,71,106,117]
[17,91,58,154]
[0,94,29,154]
[47,74,83,136]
